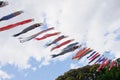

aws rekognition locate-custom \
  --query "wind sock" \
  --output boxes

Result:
[0,11,23,21]
[72,48,92,60]
[51,39,74,51]
[46,35,68,46]
[96,58,107,72]
[0,19,33,32]
[102,59,111,68]
[19,27,54,43]
[78,48,93,60]
[116,58,120,66]
[116,58,120,63]
[89,52,99,60]
[72,48,86,60]
[87,51,96,58]
[35,32,61,41]
[83,49,93,56]
[52,45,80,58]
[97,57,106,63]
[109,60,115,71]
[116,62,119,67]
[88,54,100,64]
[62,42,79,51]
[94,55,104,64]
[0,1,8,8]
[13,23,43,37]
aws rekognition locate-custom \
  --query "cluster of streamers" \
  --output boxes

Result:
[72,47,120,71]
[72,46,120,71]
[96,58,118,72]
[0,1,119,72]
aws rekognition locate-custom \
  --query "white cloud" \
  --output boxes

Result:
[0,70,12,80]
[70,63,79,69]
[32,67,37,71]
[59,0,120,57]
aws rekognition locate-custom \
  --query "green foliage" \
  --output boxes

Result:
[56,64,120,80]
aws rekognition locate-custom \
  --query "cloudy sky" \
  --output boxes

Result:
[0,0,120,80]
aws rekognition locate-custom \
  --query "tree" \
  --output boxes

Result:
[56,64,120,80]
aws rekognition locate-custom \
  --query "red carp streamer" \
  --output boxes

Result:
[0,19,34,31]
[72,48,91,60]
[51,39,74,51]
[35,32,61,41]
